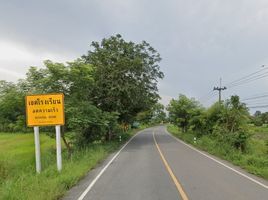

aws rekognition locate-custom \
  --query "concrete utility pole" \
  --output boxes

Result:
[213,78,227,103]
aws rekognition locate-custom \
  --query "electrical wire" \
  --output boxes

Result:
[242,94,268,101]
[225,66,268,87]
[227,73,268,89]
[241,92,268,100]
[199,90,214,102]
[199,65,268,107]
[202,92,217,104]
[247,105,268,109]
[245,102,268,106]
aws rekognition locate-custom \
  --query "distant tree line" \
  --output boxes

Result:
[0,34,165,147]
[251,110,268,126]
[167,94,250,152]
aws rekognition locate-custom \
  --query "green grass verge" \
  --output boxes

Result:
[0,128,142,200]
[167,124,268,180]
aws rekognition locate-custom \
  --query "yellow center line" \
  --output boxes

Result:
[153,131,189,200]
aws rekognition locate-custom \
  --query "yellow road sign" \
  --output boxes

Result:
[26,93,65,126]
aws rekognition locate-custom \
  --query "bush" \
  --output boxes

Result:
[253,118,263,126]
[66,101,121,146]
[232,132,251,152]
[212,126,250,153]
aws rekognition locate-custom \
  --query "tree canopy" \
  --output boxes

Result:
[82,34,164,123]
[0,34,164,147]
[167,94,251,152]
[167,94,202,132]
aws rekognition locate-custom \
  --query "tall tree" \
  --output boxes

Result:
[136,103,166,124]
[20,60,112,149]
[82,34,164,123]
[0,81,25,131]
[222,95,249,133]
[167,94,201,132]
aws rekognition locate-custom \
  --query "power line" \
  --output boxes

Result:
[241,92,268,100]
[242,94,268,101]
[200,65,268,106]
[225,65,268,87]
[245,102,268,106]
[203,93,217,103]
[199,90,214,102]
[227,73,268,89]
[247,105,268,109]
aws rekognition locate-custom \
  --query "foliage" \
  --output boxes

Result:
[221,95,249,133]
[0,81,26,132]
[0,34,163,198]
[167,94,202,132]
[66,101,121,145]
[136,103,166,124]
[168,94,251,152]
[82,34,164,123]
[189,110,207,135]
[251,110,268,126]
[151,103,167,124]
[0,129,138,200]
[0,34,163,147]
[214,96,250,151]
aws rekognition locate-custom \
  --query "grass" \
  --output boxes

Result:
[0,128,141,200]
[167,124,268,180]
[248,124,268,140]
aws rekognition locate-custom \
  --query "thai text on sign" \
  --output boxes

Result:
[26,93,65,126]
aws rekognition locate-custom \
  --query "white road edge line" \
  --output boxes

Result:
[164,128,268,189]
[77,129,145,200]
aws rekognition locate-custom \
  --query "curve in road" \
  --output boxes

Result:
[63,126,268,200]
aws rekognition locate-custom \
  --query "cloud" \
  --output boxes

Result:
[0,67,24,80]
[0,40,36,62]
[0,40,78,81]
[1,0,268,110]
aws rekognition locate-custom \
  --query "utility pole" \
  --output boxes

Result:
[213,78,227,103]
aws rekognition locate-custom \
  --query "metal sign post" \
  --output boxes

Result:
[34,126,41,173]
[55,125,62,171]
[26,93,65,173]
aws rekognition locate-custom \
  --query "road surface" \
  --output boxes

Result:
[63,126,268,200]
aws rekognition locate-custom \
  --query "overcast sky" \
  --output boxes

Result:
[1,0,268,111]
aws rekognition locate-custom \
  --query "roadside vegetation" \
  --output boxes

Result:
[0,35,165,199]
[167,94,268,179]
[0,128,144,200]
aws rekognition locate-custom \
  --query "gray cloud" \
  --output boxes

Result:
[1,0,268,111]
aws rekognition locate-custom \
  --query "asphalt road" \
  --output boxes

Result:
[63,126,268,200]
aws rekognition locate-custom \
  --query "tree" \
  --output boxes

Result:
[254,110,262,117]
[82,34,164,124]
[66,101,119,146]
[222,95,249,133]
[151,103,166,124]
[251,111,268,126]
[136,110,153,124]
[0,81,25,132]
[136,103,166,124]
[20,60,117,150]
[215,95,250,152]
[205,102,225,133]
[189,107,206,134]
[167,94,201,132]
[261,112,268,124]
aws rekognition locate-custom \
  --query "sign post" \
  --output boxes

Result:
[34,126,41,173]
[55,125,62,171]
[26,93,65,173]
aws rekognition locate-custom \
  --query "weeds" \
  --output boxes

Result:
[0,128,138,200]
